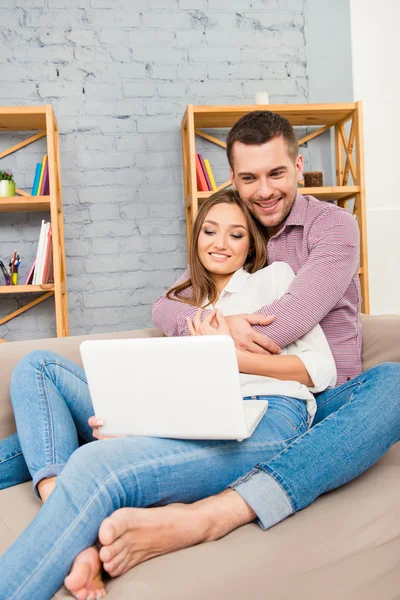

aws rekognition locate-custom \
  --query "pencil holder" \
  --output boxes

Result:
[304,171,323,187]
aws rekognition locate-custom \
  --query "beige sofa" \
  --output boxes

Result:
[1,315,400,599]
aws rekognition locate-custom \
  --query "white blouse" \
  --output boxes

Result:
[210,262,337,420]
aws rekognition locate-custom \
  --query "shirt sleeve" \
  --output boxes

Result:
[273,262,337,391]
[254,208,360,348]
[152,267,213,336]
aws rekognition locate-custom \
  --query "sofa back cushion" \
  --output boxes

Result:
[361,314,400,371]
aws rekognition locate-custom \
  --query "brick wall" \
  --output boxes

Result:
[0,0,310,341]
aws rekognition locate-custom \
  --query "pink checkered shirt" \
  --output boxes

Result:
[152,194,362,386]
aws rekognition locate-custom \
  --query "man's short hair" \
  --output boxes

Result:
[226,110,299,168]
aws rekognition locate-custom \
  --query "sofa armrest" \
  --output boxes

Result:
[0,327,162,439]
[361,314,400,371]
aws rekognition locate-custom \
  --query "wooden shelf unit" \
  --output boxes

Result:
[181,102,369,313]
[0,105,69,341]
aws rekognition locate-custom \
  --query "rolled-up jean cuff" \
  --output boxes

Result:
[32,463,66,499]
[229,468,294,531]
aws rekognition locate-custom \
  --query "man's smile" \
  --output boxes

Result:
[253,196,283,213]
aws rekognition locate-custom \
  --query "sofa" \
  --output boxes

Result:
[1,314,400,600]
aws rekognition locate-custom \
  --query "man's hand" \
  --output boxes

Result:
[187,308,231,337]
[226,314,281,355]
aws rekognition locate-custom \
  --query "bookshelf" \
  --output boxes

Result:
[0,105,68,342]
[181,102,369,313]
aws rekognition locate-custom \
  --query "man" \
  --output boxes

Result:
[90,110,400,579]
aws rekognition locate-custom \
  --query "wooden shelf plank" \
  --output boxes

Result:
[196,186,360,203]
[192,103,356,128]
[300,186,360,200]
[0,195,50,212]
[0,106,47,131]
[0,284,54,294]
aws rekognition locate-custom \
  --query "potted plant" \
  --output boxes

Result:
[0,170,16,197]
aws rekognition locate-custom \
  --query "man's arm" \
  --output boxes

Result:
[152,269,278,350]
[251,208,360,349]
[154,210,359,349]
[152,268,214,337]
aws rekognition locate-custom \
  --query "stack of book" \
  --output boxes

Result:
[195,154,217,192]
[26,220,53,285]
[31,154,50,196]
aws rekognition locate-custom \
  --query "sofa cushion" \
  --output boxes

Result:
[361,314,400,370]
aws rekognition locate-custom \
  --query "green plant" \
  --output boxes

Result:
[0,169,14,182]
[0,169,14,181]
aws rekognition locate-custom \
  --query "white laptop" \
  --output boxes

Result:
[80,336,268,442]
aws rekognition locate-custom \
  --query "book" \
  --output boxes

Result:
[36,155,47,196]
[195,154,209,192]
[31,163,42,196]
[203,159,217,191]
[33,220,49,284]
[40,158,49,196]
[37,222,51,284]
[197,154,212,191]
[41,224,53,284]
[24,258,36,285]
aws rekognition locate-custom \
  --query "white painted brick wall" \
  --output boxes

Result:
[0,0,309,341]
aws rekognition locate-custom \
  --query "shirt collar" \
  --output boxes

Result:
[284,192,308,227]
[221,268,251,295]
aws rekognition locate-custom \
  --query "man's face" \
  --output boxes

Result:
[230,136,303,235]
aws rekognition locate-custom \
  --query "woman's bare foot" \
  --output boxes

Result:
[64,546,106,600]
[98,503,205,577]
[37,476,57,502]
[98,491,256,577]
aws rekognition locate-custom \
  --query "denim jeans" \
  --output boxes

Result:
[1,356,400,599]
[232,362,400,529]
[0,350,96,495]
[0,351,310,599]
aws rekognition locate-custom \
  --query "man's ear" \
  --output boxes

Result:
[295,154,304,183]
[230,168,236,190]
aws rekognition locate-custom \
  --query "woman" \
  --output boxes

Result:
[0,190,336,600]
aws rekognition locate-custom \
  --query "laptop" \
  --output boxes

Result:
[80,336,268,442]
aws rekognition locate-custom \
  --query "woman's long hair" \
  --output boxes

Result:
[167,189,267,307]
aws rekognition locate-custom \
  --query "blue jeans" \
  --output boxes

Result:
[1,355,400,599]
[0,351,96,496]
[0,351,311,599]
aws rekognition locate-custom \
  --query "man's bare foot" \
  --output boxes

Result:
[98,491,256,577]
[64,546,106,600]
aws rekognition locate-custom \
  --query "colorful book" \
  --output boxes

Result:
[24,258,36,285]
[197,154,212,191]
[204,159,217,191]
[40,158,49,196]
[36,155,47,196]
[42,225,53,284]
[31,163,42,196]
[195,154,209,192]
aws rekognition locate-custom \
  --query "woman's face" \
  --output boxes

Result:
[197,202,251,278]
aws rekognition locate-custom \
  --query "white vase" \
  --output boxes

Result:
[0,180,16,197]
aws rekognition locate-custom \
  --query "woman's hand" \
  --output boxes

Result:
[187,308,231,337]
[88,415,117,440]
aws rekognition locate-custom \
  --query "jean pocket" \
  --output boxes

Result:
[267,396,309,436]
